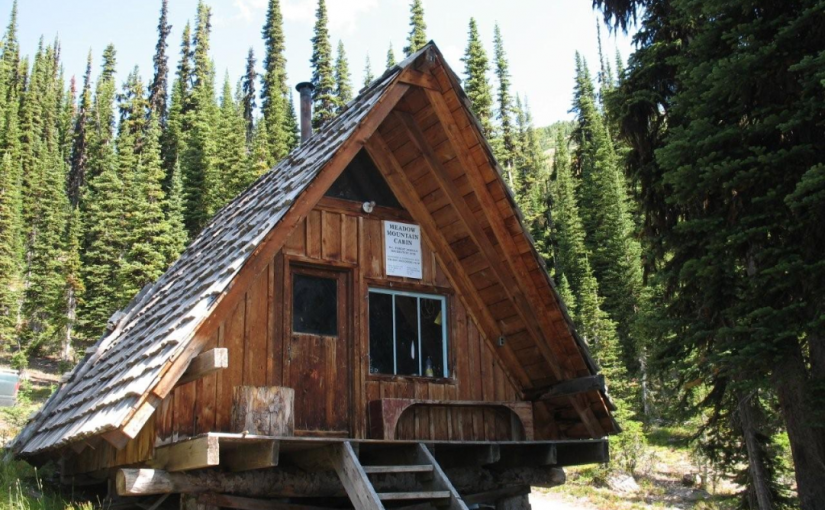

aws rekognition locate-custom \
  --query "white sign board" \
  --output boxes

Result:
[384,221,422,279]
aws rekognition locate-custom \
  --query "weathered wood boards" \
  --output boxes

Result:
[231,386,294,436]
[369,399,533,441]
[148,433,279,473]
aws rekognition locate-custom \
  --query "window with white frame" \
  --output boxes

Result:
[368,288,448,378]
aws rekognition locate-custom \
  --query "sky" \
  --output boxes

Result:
[10,0,636,127]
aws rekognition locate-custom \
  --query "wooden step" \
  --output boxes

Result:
[377,491,451,501]
[362,464,435,474]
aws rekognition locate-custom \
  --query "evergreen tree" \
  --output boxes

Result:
[214,72,248,207]
[403,0,427,56]
[162,22,192,182]
[181,1,219,233]
[245,120,271,184]
[310,0,336,129]
[595,0,825,504]
[261,0,294,161]
[241,48,256,144]
[461,18,494,137]
[285,92,299,149]
[550,131,629,402]
[148,0,171,123]
[334,40,352,110]
[386,44,396,69]
[0,0,22,345]
[492,24,515,174]
[571,52,643,370]
[363,55,374,88]
[19,44,70,355]
[119,116,178,299]
[164,160,188,261]
[78,44,123,341]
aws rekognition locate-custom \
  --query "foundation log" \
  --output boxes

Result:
[117,466,565,498]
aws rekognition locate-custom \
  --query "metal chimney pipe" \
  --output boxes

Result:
[295,82,315,143]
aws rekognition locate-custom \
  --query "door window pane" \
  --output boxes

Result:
[293,274,337,335]
[368,292,393,374]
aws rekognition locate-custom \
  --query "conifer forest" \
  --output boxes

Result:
[0,0,823,508]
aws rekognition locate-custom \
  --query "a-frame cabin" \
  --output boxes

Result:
[12,43,617,510]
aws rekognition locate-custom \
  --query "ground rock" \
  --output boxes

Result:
[681,473,700,487]
[606,473,639,494]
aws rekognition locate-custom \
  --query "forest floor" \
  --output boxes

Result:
[530,427,740,510]
[0,356,740,510]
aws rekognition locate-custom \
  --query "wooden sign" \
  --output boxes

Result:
[384,221,422,279]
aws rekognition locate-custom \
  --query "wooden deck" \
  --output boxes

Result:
[148,432,608,473]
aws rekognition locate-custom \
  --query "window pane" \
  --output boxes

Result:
[420,298,446,377]
[368,292,394,375]
[395,295,419,376]
[292,274,337,335]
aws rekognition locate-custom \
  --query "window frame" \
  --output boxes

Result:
[367,287,449,378]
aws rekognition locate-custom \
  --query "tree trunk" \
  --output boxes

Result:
[62,288,76,362]
[736,389,773,510]
[772,342,825,510]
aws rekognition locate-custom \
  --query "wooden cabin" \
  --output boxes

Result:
[12,43,617,510]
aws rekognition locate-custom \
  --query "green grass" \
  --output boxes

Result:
[0,458,94,510]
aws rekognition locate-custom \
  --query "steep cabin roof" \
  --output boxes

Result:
[13,43,616,458]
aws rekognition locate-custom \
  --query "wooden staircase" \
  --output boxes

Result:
[331,441,469,510]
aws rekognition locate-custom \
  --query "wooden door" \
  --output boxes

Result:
[284,264,351,436]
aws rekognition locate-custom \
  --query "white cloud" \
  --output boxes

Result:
[230,0,380,33]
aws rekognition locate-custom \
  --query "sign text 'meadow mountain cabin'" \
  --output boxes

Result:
[12,43,618,510]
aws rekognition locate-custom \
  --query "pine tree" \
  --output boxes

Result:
[261,0,294,161]
[0,0,23,345]
[162,22,193,182]
[461,19,494,138]
[242,48,256,144]
[310,0,336,129]
[596,0,825,503]
[492,24,515,174]
[571,52,643,369]
[404,0,427,56]
[164,160,188,261]
[285,92,299,149]
[119,115,178,300]
[214,72,248,207]
[363,55,374,88]
[334,40,352,110]
[181,1,220,233]
[148,0,171,123]
[246,120,271,184]
[550,131,628,400]
[386,44,396,69]
[19,44,71,355]
[78,44,124,340]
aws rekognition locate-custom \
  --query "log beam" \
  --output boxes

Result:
[527,375,606,402]
[177,348,229,387]
[149,435,220,472]
[116,466,565,498]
